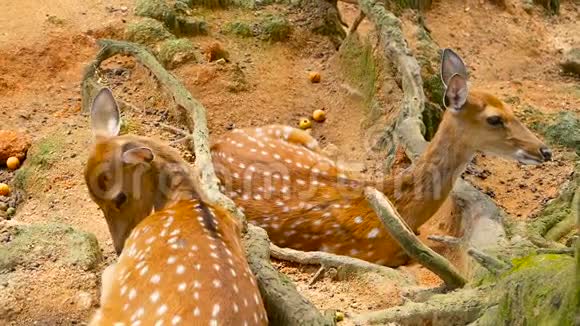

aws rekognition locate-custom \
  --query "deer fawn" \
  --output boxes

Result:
[84,89,267,325]
[211,49,552,267]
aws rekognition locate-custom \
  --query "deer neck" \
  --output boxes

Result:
[150,158,198,212]
[384,114,475,230]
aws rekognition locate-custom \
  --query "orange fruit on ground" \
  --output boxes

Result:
[0,183,10,196]
[6,157,20,170]
[308,72,321,83]
[312,109,326,122]
[299,118,312,130]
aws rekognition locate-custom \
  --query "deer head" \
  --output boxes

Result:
[440,49,551,165]
[84,88,195,254]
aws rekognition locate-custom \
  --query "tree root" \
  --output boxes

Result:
[353,288,487,325]
[466,247,511,275]
[365,187,467,289]
[270,244,413,284]
[81,39,331,326]
[348,10,366,36]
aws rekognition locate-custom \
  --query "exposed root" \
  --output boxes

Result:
[353,288,487,325]
[270,244,412,283]
[427,235,462,247]
[308,266,326,285]
[365,187,467,289]
[348,10,366,36]
[536,247,575,256]
[81,39,331,326]
[467,248,511,275]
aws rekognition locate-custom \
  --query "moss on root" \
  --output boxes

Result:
[13,135,64,192]
[156,38,197,69]
[125,18,174,46]
[338,34,377,106]
[495,254,575,325]
[0,223,102,272]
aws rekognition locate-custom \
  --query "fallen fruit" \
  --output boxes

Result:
[0,183,10,196]
[6,157,20,170]
[308,71,321,83]
[312,109,326,122]
[299,118,312,129]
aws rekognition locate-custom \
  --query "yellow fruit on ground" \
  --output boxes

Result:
[308,71,321,83]
[312,109,326,122]
[6,157,20,170]
[299,118,312,129]
[0,183,10,196]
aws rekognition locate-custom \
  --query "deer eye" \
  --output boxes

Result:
[113,192,127,209]
[486,116,504,127]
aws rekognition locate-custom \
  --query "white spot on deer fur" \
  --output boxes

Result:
[233,284,239,293]
[194,291,199,300]
[195,263,202,271]
[128,288,137,300]
[322,212,331,218]
[194,280,201,288]
[350,249,359,255]
[150,274,161,284]
[150,291,160,303]
[176,265,185,274]
[157,304,168,316]
[212,304,221,317]
[281,187,289,194]
[233,303,239,313]
[145,236,156,245]
[167,237,177,244]
[193,307,201,316]
[139,265,149,276]
[254,194,262,200]
[285,158,292,164]
[170,229,180,236]
[233,172,239,179]
[171,316,182,325]
[239,163,246,168]
[367,228,380,238]
[273,174,280,179]
[213,279,222,288]
[213,264,221,272]
[296,179,305,185]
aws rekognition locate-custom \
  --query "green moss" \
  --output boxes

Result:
[222,21,253,37]
[0,223,102,272]
[125,18,174,46]
[338,34,377,106]
[156,38,197,69]
[13,135,63,191]
[259,15,291,42]
[543,112,580,154]
[135,0,173,21]
[489,254,576,325]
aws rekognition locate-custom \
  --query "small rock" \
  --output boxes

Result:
[560,48,580,76]
[0,202,7,211]
[6,207,15,217]
[0,130,32,163]
[74,291,94,310]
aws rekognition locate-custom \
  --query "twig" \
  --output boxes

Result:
[466,247,511,275]
[348,10,366,36]
[270,244,412,284]
[159,123,190,136]
[427,235,462,246]
[364,187,467,289]
[81,39,333,326]
[309,266,326,285]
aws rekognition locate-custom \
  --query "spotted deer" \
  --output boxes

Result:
[211,49,552,267]
[84,89,267,325]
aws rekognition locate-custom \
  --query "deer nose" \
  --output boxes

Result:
[540,147,552,161]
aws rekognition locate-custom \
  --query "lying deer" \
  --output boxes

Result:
[211,49,552,267]
[84,89,267,325]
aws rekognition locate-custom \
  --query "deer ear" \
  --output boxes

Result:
[122,147,154,165]
[444,74,468,111]
[440,48,468,87]
[91,88,121,138]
